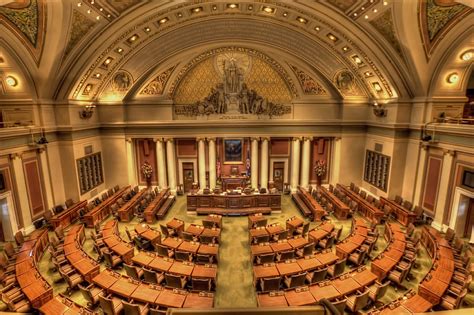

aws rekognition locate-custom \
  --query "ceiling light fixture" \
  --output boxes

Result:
[373,82,383,92]
[94,73,101,79]
[352,55,363,64]
[364,15,369,19]
[77,2,82,7]
[191,7,202,13]
[447,73,459,84]
[364,71,373,77]
[461,50,473,61]
[383,1,388,5]
[159,17,169,24]
[116,47,123,53]
[262,7,275,14]
[342,46,349,51]
[5,76,17,87]
[314,26,320,31]
[297,17,307,24]
[212,5,217,10]
[283,12,288,17]
[327,33,338,41]
[144,27,151,32]
[248,5,253,10]
[227,4,238,9]
[96,16,100,20]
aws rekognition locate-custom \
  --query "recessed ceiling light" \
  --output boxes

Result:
[107,14,111,18]
[99,8,103,11]
[96,16,100,20]
[297,17,307,24]
[90,0,94,4]
[373,9,378,13]
[461,51,473,61]
[227,4,238,9]
[94,73,101,79]
[5,76,17,87]
[262,6,275,14]
[144,27,151,32]
[103,57,113,66]
[364,71,372,77]
[212,5,217,10]
[383,1,388,5]
[282,12,288,17]
[77,2,82,7]
[159,17,169,24]
[87,9,91,14]
[342,46,349,51]
[314,26,320,31]
[361,7,365,10]
[129,34,138,42]
[191,7,202,13]
[354,13,358,16]
[352,55,363,64]
[248,5,253,10]
[447,73,459,84]
[373,82,382,92]
[364,15,369,19]
[116,48,123,53]
[327,33,338,41]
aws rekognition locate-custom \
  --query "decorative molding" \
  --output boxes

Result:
[64,9,96,59]
[333,69,364,96]
[370,9,404,59]
[289,65,327,95]
[419,0,471,58]
[9,153,21,160]
[0,0,46,64]
[140,65,176,95]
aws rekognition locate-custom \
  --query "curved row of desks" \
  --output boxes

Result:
[257,267,378,307]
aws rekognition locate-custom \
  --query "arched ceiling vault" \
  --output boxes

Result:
[56,1,414,103]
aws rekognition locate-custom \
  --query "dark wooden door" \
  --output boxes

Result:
[273,162,284,191]
[464,197,474,239]
[183,163,194,193]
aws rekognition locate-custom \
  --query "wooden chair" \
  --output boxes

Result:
[165,273,187,289]
[367,281,390,306]
[273,230,288,242]
[318,234,335,249]
[259,277,281,292]
[103,250,123,268]
[413,206,425,225]
[175,250,193,262]
[156,244,174,258]
[345,289,370,312]
[253,234,270,244]
[159,224,175,237]
[122,300,149,315]
[199,235,217,244]
[196,254,215,265]
[305,267,328,284]
[182,231,195,242]
[296,242,315,257]
[327,258,347,278]
[348,249,367,266]
[143,268,164,284]
[295,222,310,236]
[402,200,413,211]
[54,226,65,241]
[359,190,367,199]
[440,288,468,310]
[387,265,409,288]
[394,195,403,205]
[202,220,216,229]
[149,308,167,315]
[124,263,144,280]
[78,283,103,307]
[192,278,212,292]
[276,250,295,262]
[99,294,123,315]
[13,231,24,247]
[125,227,137,243]
[256,253,275,265]
[331,298,347,314]
[283,272,307,289]
[58,268,84,296]
[1,292,31,313]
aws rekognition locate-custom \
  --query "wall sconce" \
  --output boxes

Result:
[28,128,48,147]
[79,105,96,119]
[372,101,387,117]
[447,72,459,84]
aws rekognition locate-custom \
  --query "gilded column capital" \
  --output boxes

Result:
[334,137,342,141]
[207,137,216,142]
[152,138,164,143]
[250,137,260,142]
[292,137,303,142]
[261,137,270,142]
[37,147,46,154]
[420,142,429,150]
[303,136,313,141]
[125,138,133,143]
[164,138,174,143]
[196,137,206,142]
[9,153,21,160]
[443,149,456,157]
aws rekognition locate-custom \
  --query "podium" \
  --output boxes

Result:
[221,175,247,190]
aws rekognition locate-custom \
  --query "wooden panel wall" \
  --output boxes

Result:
[135,139,157,185]
[22,157,45,219]
[422,155,442,212]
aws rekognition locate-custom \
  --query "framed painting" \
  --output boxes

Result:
[224,138,243,164]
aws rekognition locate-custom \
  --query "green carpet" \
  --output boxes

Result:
[2,194,473,313]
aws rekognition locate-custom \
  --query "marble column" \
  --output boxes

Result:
[290,137,301,190]
[155,138,167,188]
[330,137,342,185]
[198,138,207,189]
[10,153,33,232]
[208,138,217,190]
[125,138,137,186]
[432,150,455,231]
[38,148,54,209]
[260,137,269,189]
[165,138,177,191]
[413,143,428,206]
[251,138,259,189]
[300,137,312,188]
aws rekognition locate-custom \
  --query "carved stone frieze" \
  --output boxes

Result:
[140,65,176,95]
[289,65,327,95]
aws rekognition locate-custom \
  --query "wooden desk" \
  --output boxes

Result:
[183,293,214,308]
[83,186,130,227]
[254,264,279,280]
[403,294,434,313]
[144,188,170,223]
[221,175,247,190]
[132,251,156,266]
[162,237,183,250]
[285,289,315,306]
[293,187,327,221]
[135,224,161,247]
[251,244,273,257]
[167,218,185,233]
[156,289,186,308]
[257,293,288,307]
[149,257,174,273]
[39,296,84,315]
[296,256,323,271]
[352,268,378,287]
[197,243,219,258]
[178,241,200,254]
[109,277,139,297]
[380,197,417,226]
[331,277,359,296]
[248,214,267,228]
[337,184,383,224]
[118,188,147,222]
[92,271,120,289]
[250,227,269,238]
[266,224,284,236]
[276,261,302,276]
[316,252,339,266]
[288,236,309,249]
[50,200,87,229]
[270,241,292,253]
[206,214,222,228]
[187,192,281,211]
[310,284,340,302]
[186,224,205,237]
[22,281,53,308]
[192,264,217,280]
[131,283,162,304]
[169,262,194,277]
[319,186,350,220]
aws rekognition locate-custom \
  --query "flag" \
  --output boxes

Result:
[246,144,251,177]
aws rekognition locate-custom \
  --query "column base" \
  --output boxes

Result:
[431,221,444,232]
[23,225,36,236]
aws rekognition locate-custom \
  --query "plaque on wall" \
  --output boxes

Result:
[363,150,390,192]
[76,152,104,195]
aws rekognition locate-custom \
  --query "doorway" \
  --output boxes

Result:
[273,162,284,191]
[0,192,19,242]
[182,162,195,193]
[464,197,473,240]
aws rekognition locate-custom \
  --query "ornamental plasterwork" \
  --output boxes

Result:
[326,0,358,12]
[64,10,96,59]
[289,65,327,95]
[105,0,141,14]
[0,0,46,64]
[420,0,471,57]
[174,49,292,120]
[370,9,404,60]
[140,65,176,95]
[333,70,363,97]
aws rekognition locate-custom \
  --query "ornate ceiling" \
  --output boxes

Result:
[0,0,472,102]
